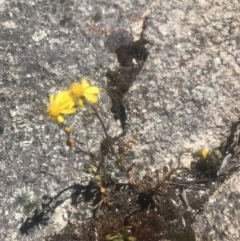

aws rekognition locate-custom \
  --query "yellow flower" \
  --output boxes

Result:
[192,148,209,159]
[201,149,209,159]
[69,78,100,107]
[47,91,76,123]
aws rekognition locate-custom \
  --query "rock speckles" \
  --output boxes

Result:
[1,0,240,240]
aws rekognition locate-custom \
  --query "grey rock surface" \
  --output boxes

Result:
[124,0,240,173]
[0,0,240,240]
[193,170,240,241]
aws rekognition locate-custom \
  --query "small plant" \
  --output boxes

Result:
[46,77,137,183]
[44,77,199,241]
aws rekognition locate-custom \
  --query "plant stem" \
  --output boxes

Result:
[91,105,128,173]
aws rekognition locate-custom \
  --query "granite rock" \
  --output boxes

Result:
[1,0,240,240]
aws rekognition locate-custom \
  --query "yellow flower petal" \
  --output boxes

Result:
[58,99,74,109]
[49,94,54,104]
[60,108,76,114]
[84,86,99,94]
[47,91,76,123]
[81,78,90,88]
[83,93,98,103]
[201,149,209,159]
[78,99,84,107]
[55,91,71,104]
[57,115,64,123]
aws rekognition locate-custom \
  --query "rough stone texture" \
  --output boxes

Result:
[192,169,240,241]
[0,1,147,240]
[124,0,240,175]
[0,0,240,240]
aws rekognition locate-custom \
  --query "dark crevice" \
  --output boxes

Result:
[106,17,149,131]
[0,126,4,136]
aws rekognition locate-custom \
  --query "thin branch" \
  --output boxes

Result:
[91,105,115,155]
[91,105,128,174]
